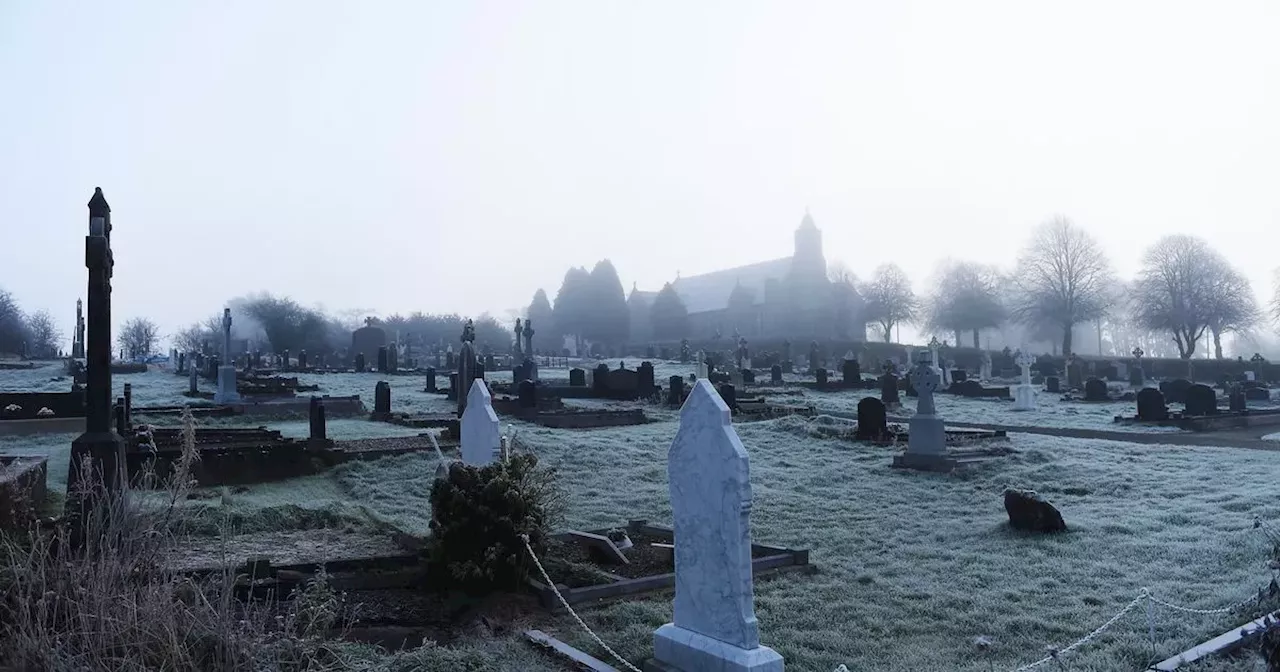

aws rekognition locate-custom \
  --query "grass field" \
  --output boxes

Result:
[5,361,1280,670]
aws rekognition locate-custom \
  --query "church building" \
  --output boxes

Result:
[628,211,864,341]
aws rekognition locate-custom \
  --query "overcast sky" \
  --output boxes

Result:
[2,1,1278,344]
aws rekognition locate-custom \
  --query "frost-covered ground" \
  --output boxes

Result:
[7,359,1280,670]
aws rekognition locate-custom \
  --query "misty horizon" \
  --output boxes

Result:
[3,1,1278,354]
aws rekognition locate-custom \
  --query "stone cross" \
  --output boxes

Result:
[514,319,523,358]
[1015,350,1034,386]
[460,379,499,466]
[909,351,941,416]
[523,319,534,355]
[651,380,783,671]
[221,308,233,362]
[695,350,708,380]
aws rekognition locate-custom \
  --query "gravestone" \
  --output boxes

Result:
[718,383,737,410]
[1083,378,1108,402]
[1012,350,1036,411]
[188,363,198,395]
[667,375,683,406]
[1045,376,1060,394]
[457,326,477,416]
[1004,489,1067,533]
[373,381,391,418]
[842,359,860,386]
[741,369,755,385]
[1066,360,1084,390]
[177,352,186,373]
[855,397,889,441]
[460,380,499,467]
[424,367,437,392]
[695,351,709,380]
[1161,378,1193,405]
[809,342,821,372]
[377,346,389,373]
[893,351,950,471]
[390,346,401,372]
[351,320,387,370]
[649,380,784,672]
[1184,384,1218,416]
[484,353,495,371]
[354,352,366,373]
[1245,387,1271,402]
[517,380,538,409]
[815,368,828,388]
[951,369,967,384]
[1136,388,1168,421]
[593,364,611,393]
[1129,366,1145,388]
[639,361,656,396]
[214,309,240,404]
[298,350,308,369]
[770,365,782,385]
[1229,386,1247,413]
[308,397,326,442]
[569,368,586,387]
[282,349,291,371]
[880,372,900,407]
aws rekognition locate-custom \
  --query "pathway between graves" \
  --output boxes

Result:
[822,411,1280,452]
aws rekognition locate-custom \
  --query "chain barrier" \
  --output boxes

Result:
[521,534,643,672]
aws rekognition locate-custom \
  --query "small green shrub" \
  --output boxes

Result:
[425,453,564,594]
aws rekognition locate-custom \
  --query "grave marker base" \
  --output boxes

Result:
[647,626,784,672]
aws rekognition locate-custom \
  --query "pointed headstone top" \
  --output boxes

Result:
[88,187,110,217]
[460,379,499,466]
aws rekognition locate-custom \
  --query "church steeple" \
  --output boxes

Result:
[793,209,824,271]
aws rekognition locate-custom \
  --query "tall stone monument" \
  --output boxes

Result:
[891,350,953,472]
[67,188,128,523]
[522,319,538,382]
[1012,349,1037,411]
[456,319,477,416]
[213,308,240,404]
[647,380,784,672]
[71,298,86,359]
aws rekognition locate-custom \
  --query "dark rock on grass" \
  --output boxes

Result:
[1003,488,1067,533]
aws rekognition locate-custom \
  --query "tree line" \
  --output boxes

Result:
[521,217,1280,360]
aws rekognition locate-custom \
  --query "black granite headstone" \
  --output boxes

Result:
[309,397,326,441]
[1084,378,1108,402]
[815,368,828,388]
[1184,383,1217,416]
[880,372,900,405]
[377,346,389,373]
[593,364,611,393]
[1136,387,1168,421]
[855,396,888,441]
[373,381,391,416]
[355,352,367,372]
[1045,376,1060,394]
[1161,378,1193,405]
[638,361,655,395]
[424,367,437,392]
[718,383,737,410]
[842,360,860,385]
[518,380,537,408]
[569,368,586,387]
[771,364,783,385]
[667,375,683,406]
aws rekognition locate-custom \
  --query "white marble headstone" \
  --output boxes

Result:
[460,379,500,466]
[652,380,783,672]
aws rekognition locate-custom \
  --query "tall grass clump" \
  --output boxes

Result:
[0,408,350,672]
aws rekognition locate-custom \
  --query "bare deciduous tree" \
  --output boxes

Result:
[1131,235,1243,360]
[1272,268,1280,328]
[0,288,28,355]
[1205,263,1260,358]
[1010,216,1116,357]
[861,263,919,343]
[24,310,62,359]
[926,260,1005,348]
[117,317,161,360]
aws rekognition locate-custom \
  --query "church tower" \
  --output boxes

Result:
[791,210,826,277]
[785,210,833,335]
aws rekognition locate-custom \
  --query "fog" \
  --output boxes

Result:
[2,1,1278,349]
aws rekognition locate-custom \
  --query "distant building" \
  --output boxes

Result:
[629,211,864,341]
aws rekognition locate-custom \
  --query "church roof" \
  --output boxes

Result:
[669,257,793,314]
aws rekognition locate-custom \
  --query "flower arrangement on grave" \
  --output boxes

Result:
[425,453,565,594]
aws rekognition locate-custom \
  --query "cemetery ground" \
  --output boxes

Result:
[5,363,1280,670]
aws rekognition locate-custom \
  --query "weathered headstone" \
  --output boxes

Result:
[695,351,708,380]
[1136,388,1167,421]
[951,369,967,384]
[188,361,198,394]
[593,364,611,393]
[1229,386,1247,413]
[309,397,326,442]
[517,379,538,409]
[855,397,889,441]
[639,361,656,396]
[880,371,900,407]
[373,381,392,418]
[1184,383,1218,416]
[718,383,737,410]
[1161,378,1193,405]
[355,352,367,373]
[770,364,782,385]
[1083,378,1108,402]
[892,351,951,471]
[741,369,755,385]
[424,367,437,392]
[351,319,387,370]
[815,368,828,388]
[667,375,684,406]
[460,380,499,467]
[569,367,586,387]
[1012,350,1036,411]
[214,308,240,404]
[1045,376,1060,394]
[649,380,784,672]
[377,346,389,373]
[842,359,860,386]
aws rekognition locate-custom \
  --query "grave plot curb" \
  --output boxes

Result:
[527,519,811,612]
